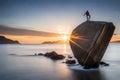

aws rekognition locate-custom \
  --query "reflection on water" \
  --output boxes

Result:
[0,43,120,80]
[71,69,104,80]
[66,64,106,80]
[63,44,68,54]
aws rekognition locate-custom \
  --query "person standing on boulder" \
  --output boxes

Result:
[84,10,91,21]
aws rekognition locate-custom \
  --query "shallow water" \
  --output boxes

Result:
[0,43,120,80]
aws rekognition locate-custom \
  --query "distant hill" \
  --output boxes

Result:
[41,40,68,44]
[111,40,120,43]
[0,36,20,44]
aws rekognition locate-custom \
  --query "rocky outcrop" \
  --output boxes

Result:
[0,36,20,44]
[35,51,65,60]
[65,59,76,64]
[44,51,65,60]
[100,61,109,66]
[70,21,115,68]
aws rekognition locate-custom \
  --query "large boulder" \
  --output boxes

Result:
[70,21,115,68]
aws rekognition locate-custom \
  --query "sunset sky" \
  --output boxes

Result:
[0,0,120,44]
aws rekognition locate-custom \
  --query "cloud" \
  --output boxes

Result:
[0,25,60,37]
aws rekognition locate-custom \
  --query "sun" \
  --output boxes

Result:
[61,35,69,42]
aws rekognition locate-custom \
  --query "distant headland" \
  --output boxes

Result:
[41,40,68,44]
[111,40,120,43]
[0,36,20,44]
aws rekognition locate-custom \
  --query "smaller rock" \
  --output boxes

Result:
[104,64,109,66]
[66,59,76,64]
[44,51,65,60]
[100,61,106,65]
[34,53,37,55]
[38,53,44,55]
[55,54,65,60]
[44,51,57,57]
[100,61,109,66]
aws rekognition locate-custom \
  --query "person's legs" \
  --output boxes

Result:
[88,15,90,21]
[87,15,90,21]
[87,16,89,21]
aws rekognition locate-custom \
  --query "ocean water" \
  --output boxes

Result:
[0,43,120,80]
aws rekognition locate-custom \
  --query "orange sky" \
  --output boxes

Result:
[111,35,120,42]
[2,34,67,44]
[2,34,120,44]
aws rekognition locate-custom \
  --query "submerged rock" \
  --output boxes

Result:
[100,61,109,66]
[38,53,44,55]
[65,59,76,64]
[44,51,65,60]
[70,21,115,68]
[34,53,37,55]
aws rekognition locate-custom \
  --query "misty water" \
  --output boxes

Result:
[0,43,120,80]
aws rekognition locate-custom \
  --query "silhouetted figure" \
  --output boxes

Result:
[84,10,91,21]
